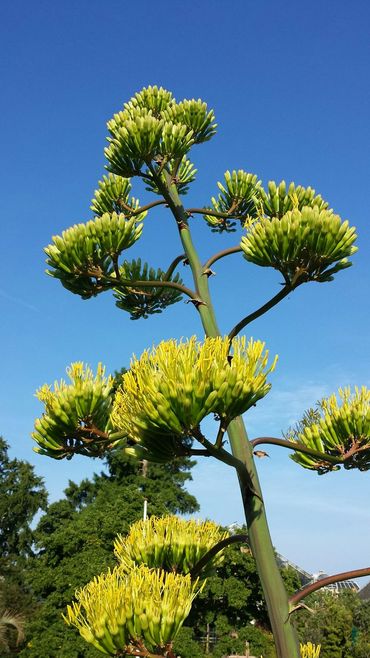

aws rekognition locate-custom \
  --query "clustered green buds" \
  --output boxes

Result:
[64,564,200,656]
[114,516,229,578]
[32,363,115,459]
[145,155,197,196]
[90,173,146,220]
[105,85,216,179]
[45,213,143,298]
[255,180,329,220]
[300,642,321,658]
[111,336,277,462]
[113,258,184,319]
[204,170,262,232]
[289,387,370,473]
[162,98,217,144]
[241,206,357,285]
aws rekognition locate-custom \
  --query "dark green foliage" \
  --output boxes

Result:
[294,590,370,658]
[280,565,303,597]
[173,627,205,658]
[0,437,47,564]
[0,437,48,656]
[210,623,275,658]
[186,536,276,656]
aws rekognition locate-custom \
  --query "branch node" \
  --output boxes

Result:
[253,450,270,459]
[185,298,207,309]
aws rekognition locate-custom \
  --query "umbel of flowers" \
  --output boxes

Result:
[111,335,277,462]
[114,516,228,577]
[64,565,200,656]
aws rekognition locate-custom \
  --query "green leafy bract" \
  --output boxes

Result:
[113,258,184,320]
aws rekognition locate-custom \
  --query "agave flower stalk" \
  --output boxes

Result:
[37,86,364,658]
[150,168,300,657]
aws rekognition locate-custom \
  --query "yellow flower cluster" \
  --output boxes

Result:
[291,386,370,473]
[111,336,277,462]
[300,641,321,658]
[114,516,229,577]
[32,363,114,459]
[64,564,200,655]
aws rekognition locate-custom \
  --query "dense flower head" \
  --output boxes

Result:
[114,516,229,578]
[32,363,115,460]
[45,212,143,298]
[254,180,329,220]
[289,386,370,473]
[204,170,262,232]
[90,173,146,220]
[111,336,277,462]
[105,86,216,179]
[64,564,200,655]
[241,206,357,285]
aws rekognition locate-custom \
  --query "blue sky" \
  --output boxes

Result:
[1,0,370,580]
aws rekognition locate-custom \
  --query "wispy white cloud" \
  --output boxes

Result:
[244,381,330,436]
[0,288,38,312]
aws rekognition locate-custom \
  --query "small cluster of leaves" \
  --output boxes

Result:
[145,155,197,195]
[113,258,184,320]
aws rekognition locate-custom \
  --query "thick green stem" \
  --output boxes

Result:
[154,173,299,658]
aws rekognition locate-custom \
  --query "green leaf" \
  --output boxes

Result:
[113,258,184,320]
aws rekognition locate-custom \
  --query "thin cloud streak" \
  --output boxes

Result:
[0,288,39,312]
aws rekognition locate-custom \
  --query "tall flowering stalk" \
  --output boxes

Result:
[32,86,369,658]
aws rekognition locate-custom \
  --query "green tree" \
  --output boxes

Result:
[19,452,198,658]
[0,437,47,656]
[295,590,362,658]
[30,85,369,657]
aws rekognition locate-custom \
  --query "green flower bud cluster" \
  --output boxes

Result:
[162,99,217,144]
[300,642,321,658]
[104,86,216,179]
[204,170,262,233]
[240,206,357,285]
[113,258,184,320]
[111,336,277,462]
[64,564,200,656]
[145,155,197,196]
[289,387,370,473]
[253,180,329,220]
[90,173,146,221]
[32,363,115,459]
[114,516,229,578]
[45,212,143,298]
[125,85,174,117]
